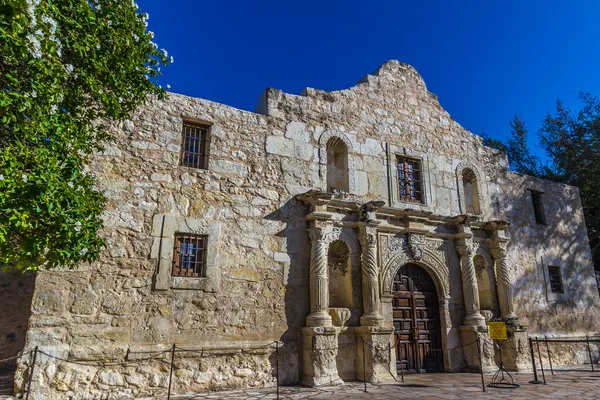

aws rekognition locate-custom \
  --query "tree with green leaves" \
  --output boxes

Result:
[0,0,170,271]
[484,93,600,268]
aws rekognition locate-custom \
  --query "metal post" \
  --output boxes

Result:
[362,339,367,393]
[586,335,595,372]
[399,343,404,383]
[167,344,176,400]
[528,337,543,384]
[276,341,280,400]
[25,346,38,400]
[476,334,486,392]
[545,335,553,375]
[536,338,546,384]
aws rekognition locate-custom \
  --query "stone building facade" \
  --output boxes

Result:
[7,60,600,398]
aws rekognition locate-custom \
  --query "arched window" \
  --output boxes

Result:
[462,168,481,215]
[326,137,349,192]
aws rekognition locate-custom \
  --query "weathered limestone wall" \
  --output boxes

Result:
[0,271,35,370]
[14,60,599,398]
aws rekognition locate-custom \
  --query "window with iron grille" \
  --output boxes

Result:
[397,156,424,203]
[172,233,208,277]
[531,191,546,225]
[180,121,211,169]
[548,266,564,294]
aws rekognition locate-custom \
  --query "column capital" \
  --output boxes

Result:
[358,224,378,247]
[308,220,335,242]
[456,236,476,257]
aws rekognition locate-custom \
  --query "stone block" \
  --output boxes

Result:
[285,121,310,143]
[266,136,294,157]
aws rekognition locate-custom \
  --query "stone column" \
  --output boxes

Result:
[456,227,485,327]
[490,239,519,325]
[359,225,383,326]
[306,223,333,328]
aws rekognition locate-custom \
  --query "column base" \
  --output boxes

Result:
[459,325,496,373]
[359,313,384,327]
[306,311,333,328]
[502,325,530,371]
[355,326,396,383]
[302,327,343,387]
[463,311,486,327]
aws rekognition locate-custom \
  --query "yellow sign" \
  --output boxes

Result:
[488,322,508,340]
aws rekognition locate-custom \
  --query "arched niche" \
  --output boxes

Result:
[456,162,483,215]
[473,249,500,319]
[318,130,356,194]
[326,137,349,192]
[328,240,352,308]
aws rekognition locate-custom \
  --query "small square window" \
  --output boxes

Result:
[548,266,564,294]
[531,191,546,225]
[180,121,211,169]
[397,156,423,203]
[172,233,208,277]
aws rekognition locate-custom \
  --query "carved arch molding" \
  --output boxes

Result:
[456,161,485,215]
[317,130,356,194]
[311,225,360,256]
[379,233,450,299]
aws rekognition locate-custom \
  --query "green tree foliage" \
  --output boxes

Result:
[0,0,171,271]
[539,94,600,267]
[485,93,600,268]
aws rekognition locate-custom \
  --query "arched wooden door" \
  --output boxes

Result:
[392,263,443,373]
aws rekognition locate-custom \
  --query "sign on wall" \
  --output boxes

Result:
[488,321,508,340]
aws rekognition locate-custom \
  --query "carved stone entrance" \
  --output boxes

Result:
[393,264,443,373]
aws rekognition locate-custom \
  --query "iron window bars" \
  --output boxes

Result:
[172,233,208,278]
[548,265,564,294]
[180,122,211,169]
[397,156,424,203]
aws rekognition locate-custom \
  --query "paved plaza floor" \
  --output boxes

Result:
[156,370,600,400]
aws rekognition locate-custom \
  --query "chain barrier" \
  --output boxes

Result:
[36,349,171,367]
[0,354,20,364]
[16,336,498,399]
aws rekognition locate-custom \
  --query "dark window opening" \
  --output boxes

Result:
[172,233,208,277]
[180,122,211,169]
[548,266,564,294]
[397,156,423,203]
[531,191,546,225]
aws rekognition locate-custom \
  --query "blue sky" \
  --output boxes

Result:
[140,0,600,151]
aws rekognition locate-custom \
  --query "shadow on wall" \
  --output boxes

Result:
[0,270,35,374]
[264,196,312,384]
[487,164,600,336]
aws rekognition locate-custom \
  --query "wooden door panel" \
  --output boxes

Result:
[393,264,442,374]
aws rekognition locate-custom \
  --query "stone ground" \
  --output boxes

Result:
[151,370,600,400]
[2,369,599,399]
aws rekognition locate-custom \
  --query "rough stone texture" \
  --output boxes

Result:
[0,271,35,371]
[11,60,600,398]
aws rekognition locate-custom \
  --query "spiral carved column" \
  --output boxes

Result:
[306,225,332,327]
[491,244,519,324]
[456,237,485,327]
[359,225,383,326]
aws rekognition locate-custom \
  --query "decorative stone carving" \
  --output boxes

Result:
[456,227,486,327]
[359,225,383,326]
[327,307,351,327]
[302,327,343,386]
[360,200,385,222]
[307,224,332,327]
[380,245,450,299]
[355,326,396,383]
[407,233,424,261]
[490,237,519,325]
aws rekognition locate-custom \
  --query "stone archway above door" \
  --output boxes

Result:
[379,236,450,300]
